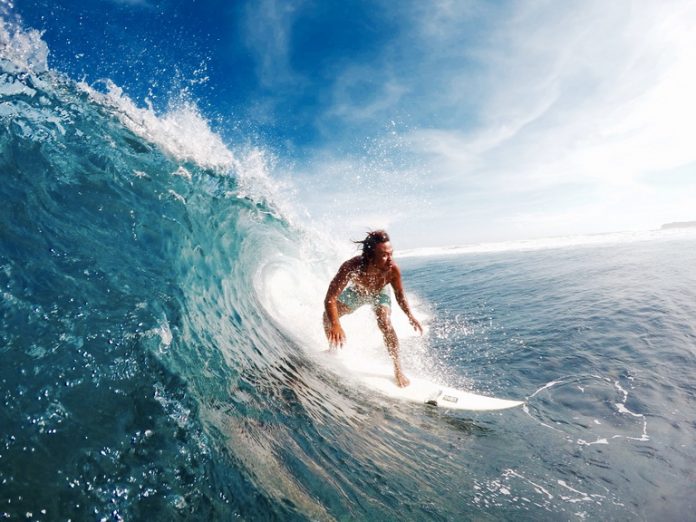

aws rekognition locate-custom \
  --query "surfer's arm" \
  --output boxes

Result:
[323,258,357,346]
[391,265,423,334]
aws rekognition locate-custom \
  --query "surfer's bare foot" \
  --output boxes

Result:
[395,371,410,388]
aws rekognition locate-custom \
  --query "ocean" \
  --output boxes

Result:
[3,16,696,521]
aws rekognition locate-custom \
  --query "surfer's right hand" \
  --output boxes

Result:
[328,323,346,348]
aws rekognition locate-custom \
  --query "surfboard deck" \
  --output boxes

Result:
[363,375,523,411]
[328,352,523,411]
[423,386,524,411]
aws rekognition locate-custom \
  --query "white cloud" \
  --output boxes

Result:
[409,1,696,225]
[299,0,696,246]
[241,0,304,88]
[327,66,407,122]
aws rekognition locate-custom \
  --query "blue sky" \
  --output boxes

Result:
[12,0,696,248]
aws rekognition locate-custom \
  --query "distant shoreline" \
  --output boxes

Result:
[660,221,696,230]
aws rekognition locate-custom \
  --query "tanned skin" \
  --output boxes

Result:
[323,241,423,387]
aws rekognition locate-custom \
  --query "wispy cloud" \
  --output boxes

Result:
[241,0,304,88]
[326,65,407,123]
[302,0,696,245]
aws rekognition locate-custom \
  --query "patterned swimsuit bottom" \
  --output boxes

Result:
[337,285,391,312]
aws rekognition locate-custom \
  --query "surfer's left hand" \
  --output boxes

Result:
[409,316,423,335]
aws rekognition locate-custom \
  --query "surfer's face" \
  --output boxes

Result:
[373,242,393,271]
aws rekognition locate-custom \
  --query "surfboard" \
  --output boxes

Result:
[423,387,523,410]
[360,372,523,411]
[329,353,524,411]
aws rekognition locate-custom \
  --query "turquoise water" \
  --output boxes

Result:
[3,18,696,521]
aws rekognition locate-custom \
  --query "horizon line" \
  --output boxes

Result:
[399,223,696,258]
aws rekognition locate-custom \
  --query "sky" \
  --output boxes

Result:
[9,0,696,249]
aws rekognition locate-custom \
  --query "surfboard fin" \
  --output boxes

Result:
[425,389,444,406]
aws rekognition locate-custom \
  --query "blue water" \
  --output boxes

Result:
[401,242,696,519]
[3,18,696,522]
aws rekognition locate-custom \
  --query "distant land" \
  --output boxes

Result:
[660,221,696,230]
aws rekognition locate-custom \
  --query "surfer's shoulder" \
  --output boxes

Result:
[340,256,362,274]
[388,262,403,284]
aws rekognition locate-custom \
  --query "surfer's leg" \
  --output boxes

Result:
[375,306,410,387]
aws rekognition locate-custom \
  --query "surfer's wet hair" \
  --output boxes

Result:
[355,230,390,268]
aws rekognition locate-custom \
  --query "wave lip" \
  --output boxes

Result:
[0,14,312,520]
[77,80,237,173]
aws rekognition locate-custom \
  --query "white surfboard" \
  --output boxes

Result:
[351,363,524,411]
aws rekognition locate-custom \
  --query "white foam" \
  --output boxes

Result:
[557,480,599,504]
[254,252,526,410]
[77,80,237,172]
[71,79,301,227]
[503,469,554,500]
[255,251,434,381]
[530,380,560,397]
[0,17,49,74]
[577,437,609,446]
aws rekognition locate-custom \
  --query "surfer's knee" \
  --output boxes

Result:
[375,308,398,350]
[375,306,392,329]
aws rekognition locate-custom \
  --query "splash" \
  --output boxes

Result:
[0,15,49,74]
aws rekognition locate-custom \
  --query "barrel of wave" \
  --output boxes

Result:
[254,245,429,387]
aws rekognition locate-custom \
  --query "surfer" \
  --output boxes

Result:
[323,230,423,387]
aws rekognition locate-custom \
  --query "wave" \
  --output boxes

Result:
[1,14,452,520]
[0,14,343,519]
